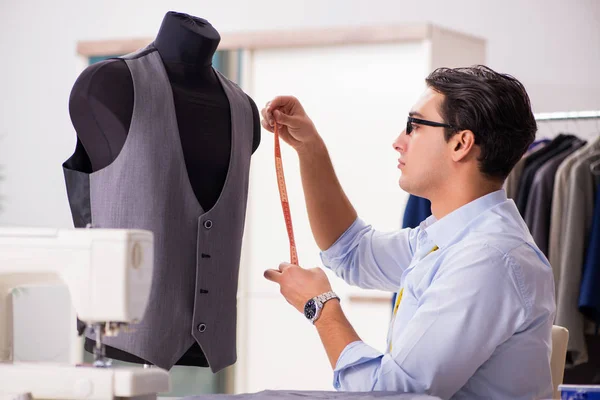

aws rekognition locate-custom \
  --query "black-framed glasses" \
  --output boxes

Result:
[406,116,454,135]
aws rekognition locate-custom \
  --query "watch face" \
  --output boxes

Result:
[304,299,317,320]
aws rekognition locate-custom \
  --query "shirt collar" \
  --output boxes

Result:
[424,189,507,249]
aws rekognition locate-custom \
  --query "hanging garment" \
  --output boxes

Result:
[516,134,577,215]
[524,138,586,255]
[549,138,600,287]
[62,45,254,372]
[579,181,600,324]
[402,195,431,229]
[505,139,550,200]
[555,151,600,366]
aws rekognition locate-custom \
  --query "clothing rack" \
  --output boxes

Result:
[534,110,600,122]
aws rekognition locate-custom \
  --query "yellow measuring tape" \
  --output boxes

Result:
[389,245,438,352]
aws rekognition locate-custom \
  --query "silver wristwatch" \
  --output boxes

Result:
[304,291,340,324]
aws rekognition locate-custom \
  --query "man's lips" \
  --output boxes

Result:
[398,159,406,168]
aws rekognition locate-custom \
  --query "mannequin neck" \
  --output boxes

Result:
[154,11,220,84]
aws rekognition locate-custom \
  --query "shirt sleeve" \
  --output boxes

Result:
[332,244,529,399]
[320,217,417,291]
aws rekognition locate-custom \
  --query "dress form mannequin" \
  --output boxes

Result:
[68,11,260,367]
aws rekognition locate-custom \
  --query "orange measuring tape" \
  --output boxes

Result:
[274,122,299,265]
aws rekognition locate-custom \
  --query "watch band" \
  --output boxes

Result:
[316,291,339,305]
[311,291,339,324]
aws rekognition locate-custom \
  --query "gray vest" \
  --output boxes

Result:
[62,45,253,372]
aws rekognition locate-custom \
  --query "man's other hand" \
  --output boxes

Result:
[260,96,321,153]
[264,263,333,313]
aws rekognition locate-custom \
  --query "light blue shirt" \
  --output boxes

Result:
[320,190,555,400]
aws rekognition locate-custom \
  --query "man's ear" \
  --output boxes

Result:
[450,130,477,162]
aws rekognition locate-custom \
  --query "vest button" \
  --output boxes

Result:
[204,220,213,229]
[197,323,207,333]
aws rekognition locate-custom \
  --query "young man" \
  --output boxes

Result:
[261,66,555,399]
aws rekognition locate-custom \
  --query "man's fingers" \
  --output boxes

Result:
[261,119,274,132]
[260,106,275,128]
[262,96,306,132]
[273,109,293,126]
[278,263,292,272]
[261,108,294,130]
[260,105,268,122]
[264,269,282,283]
[266,96,297,113]
[265,263,296,284]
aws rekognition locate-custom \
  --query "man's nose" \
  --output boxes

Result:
[392,131,407,153]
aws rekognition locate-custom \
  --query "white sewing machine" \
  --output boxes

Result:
[0,228,170,399]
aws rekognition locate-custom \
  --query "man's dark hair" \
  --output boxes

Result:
[425,65,537,181]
